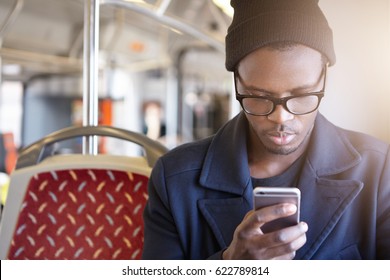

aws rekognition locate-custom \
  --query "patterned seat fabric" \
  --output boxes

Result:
[7,168,149,260]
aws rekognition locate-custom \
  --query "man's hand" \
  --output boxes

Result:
[222,203,308,260]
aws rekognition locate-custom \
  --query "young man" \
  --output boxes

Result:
[142,0,390,259]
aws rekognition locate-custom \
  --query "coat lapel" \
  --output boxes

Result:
[197,113,253,248]
[295,168,363,259]
[198,196,252,248]
[296,114,363,259]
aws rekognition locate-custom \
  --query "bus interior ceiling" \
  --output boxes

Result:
[0,0,234,154]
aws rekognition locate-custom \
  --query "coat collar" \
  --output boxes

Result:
[198,112,364,255]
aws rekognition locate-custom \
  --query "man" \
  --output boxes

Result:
[142,0,390,259]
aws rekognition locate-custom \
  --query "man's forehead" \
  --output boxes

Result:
[237,45,323,73]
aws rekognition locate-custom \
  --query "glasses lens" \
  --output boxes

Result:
[286,95,320,114]
[242,97,273,115]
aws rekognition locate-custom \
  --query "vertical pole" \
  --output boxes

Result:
[156,0,171,15]
[0,56,2,128]
[0,0,25,128]
[83,0,100,154]
[165,66,178,148]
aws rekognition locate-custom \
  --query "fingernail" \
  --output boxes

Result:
[285,204,297,213]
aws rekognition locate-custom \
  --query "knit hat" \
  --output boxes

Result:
[225,0,336,71]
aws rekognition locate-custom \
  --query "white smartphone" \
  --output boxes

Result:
[253,187,301,233]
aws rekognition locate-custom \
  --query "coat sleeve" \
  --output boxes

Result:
[376,144,390,259]
[142,158,186,259]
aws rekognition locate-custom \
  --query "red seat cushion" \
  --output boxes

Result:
[7,168,149,259]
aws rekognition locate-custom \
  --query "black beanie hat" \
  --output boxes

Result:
[225,0,336,71]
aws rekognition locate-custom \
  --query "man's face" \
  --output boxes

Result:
[236,45,325,156]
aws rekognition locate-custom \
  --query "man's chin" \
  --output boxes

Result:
[264,145,299,155]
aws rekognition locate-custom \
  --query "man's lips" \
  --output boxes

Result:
[266,131,296,145]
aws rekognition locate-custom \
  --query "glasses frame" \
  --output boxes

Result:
[235,65,327,116]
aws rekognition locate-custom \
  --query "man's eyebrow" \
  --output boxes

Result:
[291,81,321,92]
[292,68,325,91]
[235,73,271,93]
[235,67,324,93]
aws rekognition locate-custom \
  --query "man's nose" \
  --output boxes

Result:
[266,104,294,123]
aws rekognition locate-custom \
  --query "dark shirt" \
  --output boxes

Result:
[251,154,306,189]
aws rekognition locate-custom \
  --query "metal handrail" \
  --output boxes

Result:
[15,125,169,169]
[0,0,24,45]
[100,0,225,53]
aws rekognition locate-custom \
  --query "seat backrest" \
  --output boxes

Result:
[0,126,168,260]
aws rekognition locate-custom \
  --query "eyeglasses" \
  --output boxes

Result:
[235,65,327,116]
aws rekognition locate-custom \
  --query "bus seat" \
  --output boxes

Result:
[0,126,168,260]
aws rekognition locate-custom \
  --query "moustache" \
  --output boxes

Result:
[265,125,297,135]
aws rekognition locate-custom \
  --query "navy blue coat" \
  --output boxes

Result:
[142,113,390,259]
